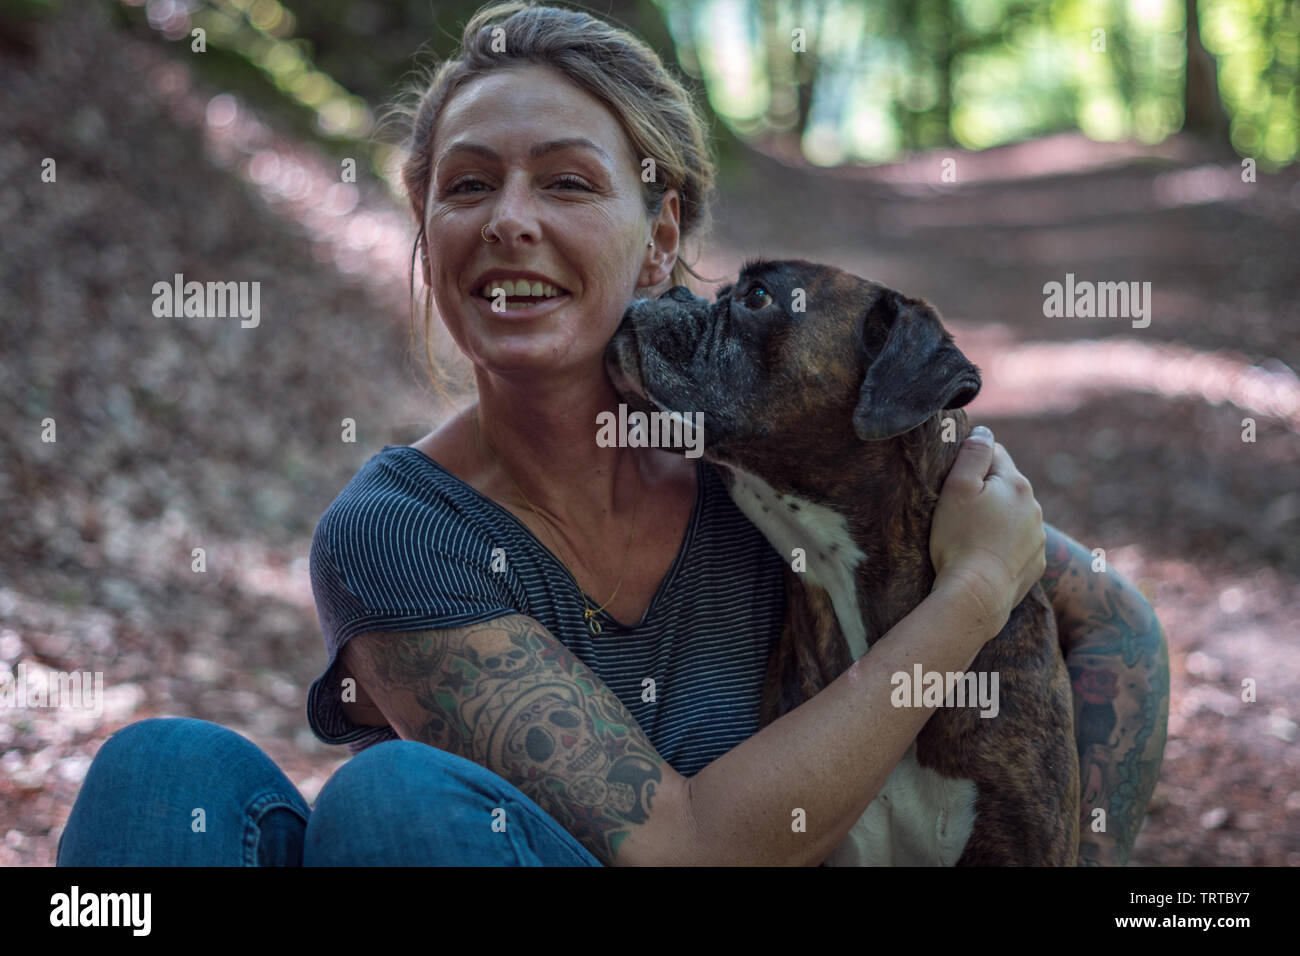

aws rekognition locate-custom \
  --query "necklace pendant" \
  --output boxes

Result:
[587,615,602,635]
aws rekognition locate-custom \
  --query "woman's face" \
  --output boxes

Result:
[422,63,677,381]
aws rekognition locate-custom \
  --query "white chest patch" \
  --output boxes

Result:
[721,465,870,659]
[720,462,978,866]
[825,743,978,866]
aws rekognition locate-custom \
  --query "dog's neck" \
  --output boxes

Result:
[717,410,971,657]
[844,410,971,643]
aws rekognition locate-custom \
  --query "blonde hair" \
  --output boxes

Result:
[388,1,718,397]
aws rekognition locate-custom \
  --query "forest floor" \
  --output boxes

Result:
[2,6,1297,866]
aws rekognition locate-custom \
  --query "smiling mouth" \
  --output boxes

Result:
[476,293,570,312]
[485,296,567,311]
[475,279,570,308]
[473,290,572,316]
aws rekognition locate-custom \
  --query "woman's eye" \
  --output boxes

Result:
[446,176,488,194]
[552,175,591,190]
[744,286,772,309]
[445,175,591,194]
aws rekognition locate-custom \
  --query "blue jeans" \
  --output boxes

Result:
[56,718,603,866]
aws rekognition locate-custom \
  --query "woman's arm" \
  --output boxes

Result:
[1040,524,1170,866]
[687,573,1004,864]
[343,432,1042,865]
[689,433,1046,864]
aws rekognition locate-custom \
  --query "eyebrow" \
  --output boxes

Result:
[438,137,614,166]
[735,259,782,292]
[739,257,779,281]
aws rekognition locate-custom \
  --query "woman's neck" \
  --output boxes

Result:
[471,368,642,537]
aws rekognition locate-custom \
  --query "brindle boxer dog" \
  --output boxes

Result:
[605,258,1078,866]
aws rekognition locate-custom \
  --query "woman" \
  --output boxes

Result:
[58,1,1167,866]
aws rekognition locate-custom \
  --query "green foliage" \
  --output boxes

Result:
[662,0,1297,166]
[115,0,1298,173]
[117,0,745,188]
[1201,0,1300,165]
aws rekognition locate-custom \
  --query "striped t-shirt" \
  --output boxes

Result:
[306,444,786,776]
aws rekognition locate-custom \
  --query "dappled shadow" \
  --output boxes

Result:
[2,3,1296,866]
[0,5,433,864]
[715,134,1300,370]
[696,134,1300,866]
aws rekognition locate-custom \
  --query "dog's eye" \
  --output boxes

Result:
[744,286,772,310]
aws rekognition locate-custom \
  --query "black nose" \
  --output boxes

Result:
[660,285,696,302]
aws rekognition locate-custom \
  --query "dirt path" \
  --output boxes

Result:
[1,6,1296,866]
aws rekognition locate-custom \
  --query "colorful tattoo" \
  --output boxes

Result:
[348,615,665,863]
[1041,526,1170,866]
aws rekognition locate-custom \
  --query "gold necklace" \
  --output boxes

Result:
[474,416,639,635]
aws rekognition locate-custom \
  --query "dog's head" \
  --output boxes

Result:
[605,258,981,481]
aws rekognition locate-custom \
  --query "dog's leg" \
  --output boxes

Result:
[922,584,1080,866]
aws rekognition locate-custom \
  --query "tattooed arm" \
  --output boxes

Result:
[1040,524,1170,866]
[344,582,1000,867]
[343,615,693,866]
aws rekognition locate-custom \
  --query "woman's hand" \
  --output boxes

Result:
[929,426,1046,638]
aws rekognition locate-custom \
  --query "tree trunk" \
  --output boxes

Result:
[1183,0,1231,145]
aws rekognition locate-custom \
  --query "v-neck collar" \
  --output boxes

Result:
[383,445,706,632]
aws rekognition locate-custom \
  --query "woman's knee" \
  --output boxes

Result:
[95,718,303,796]
[59,717,309,866]
[313,740,494,814]
[305,740,599,865]
[90,717,221,769]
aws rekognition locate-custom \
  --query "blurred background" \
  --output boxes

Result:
[0,0,1297,866]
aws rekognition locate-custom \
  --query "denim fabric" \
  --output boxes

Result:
[55,718,603,867]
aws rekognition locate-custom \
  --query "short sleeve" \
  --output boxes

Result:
[305,453,522,748]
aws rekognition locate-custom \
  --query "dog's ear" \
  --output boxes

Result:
[852,292,981,441]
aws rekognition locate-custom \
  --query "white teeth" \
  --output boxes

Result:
[478,279,564,299]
